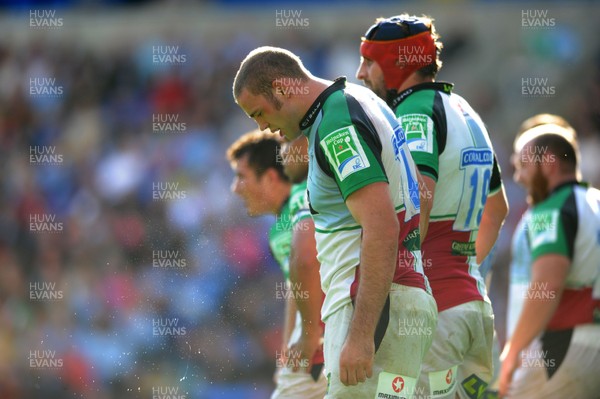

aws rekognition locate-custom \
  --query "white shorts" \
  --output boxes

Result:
[507,324,600,399]
[271,364,328,399]
[416,300,495,399]
[323,284,437,399]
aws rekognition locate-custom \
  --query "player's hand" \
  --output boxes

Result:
[289,331,322,372]
[339,333,374,386]
[498,342,519,397]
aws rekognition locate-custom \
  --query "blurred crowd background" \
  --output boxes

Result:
[0,1,599,398]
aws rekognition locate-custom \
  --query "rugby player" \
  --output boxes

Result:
[227,130,327,398]
[233,46,437,398]
[357,15,509,398]
[499,119,600,398]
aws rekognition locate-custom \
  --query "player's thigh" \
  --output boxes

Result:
[417,301,493,399]
[456,301,494,399]
[510,324,600,399]
[271,365,328,399]
[324,285,437,399]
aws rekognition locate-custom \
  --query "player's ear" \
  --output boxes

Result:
[271,77,289,98]
[262,167,279,184]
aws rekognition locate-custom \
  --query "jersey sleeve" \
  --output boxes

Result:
[527,206,576,262]
[395,90,442,181]
[317,123,387,201]
[488,154,503,195]
[288,183,311,226]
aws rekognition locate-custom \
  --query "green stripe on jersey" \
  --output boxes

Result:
[395,89,439,179]
[268,181,309,280]
[527,183,577,261]
[319,90,387,200]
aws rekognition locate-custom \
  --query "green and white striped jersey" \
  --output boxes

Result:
[300,77,429,322]
[525,181,600,330]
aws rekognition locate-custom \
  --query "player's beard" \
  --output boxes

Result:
[529,165,549,205]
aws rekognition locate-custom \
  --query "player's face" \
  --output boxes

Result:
[356,56,387,99]
[230,155,271,216]
[237,87,302,141]
[514,145,549,205]
[280,136,309,184]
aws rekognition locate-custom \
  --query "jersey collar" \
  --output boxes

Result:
[549,180,585,196]
[299,77,346,131]
[390,81,454,109]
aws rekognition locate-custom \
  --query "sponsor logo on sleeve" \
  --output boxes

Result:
[399,113,434,154]
[320,125,370,181]
[528,210,559,248]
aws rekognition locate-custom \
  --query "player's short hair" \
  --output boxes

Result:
[226,129,288,180]
[233,46,310,108]
[514,114,580,174]
[532,133,578,173]
[517,113,575,136]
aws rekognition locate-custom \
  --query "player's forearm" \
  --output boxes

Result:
[349,223,398,340]
[289,235,323,337]
[476,188,508,264]
[283,294,297,346]
[475,215,501,264]
[418,182,431,243]
[417,173,435,244]
[505,281,562,358]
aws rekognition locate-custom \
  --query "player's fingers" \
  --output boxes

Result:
[355,367,367,384]
[365,364,373,380]
[339,366,349,386]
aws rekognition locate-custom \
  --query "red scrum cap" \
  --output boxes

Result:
[360,16,437,90]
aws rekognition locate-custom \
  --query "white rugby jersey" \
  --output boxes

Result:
[301,77,430,321]
[393,82,503,312]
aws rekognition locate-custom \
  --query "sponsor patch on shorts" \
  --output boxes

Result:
[375,371,416,399]
[428,365,458,397]
[461,373,488,399]
[451,240,476,256]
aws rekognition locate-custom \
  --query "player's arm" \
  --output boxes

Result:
[282,292,297,353]
[418,172,435,243]
[476,186,508,264]
[476,157,508,264]
[288,218,324,371]
[499,254,569,396]
[340,181,399,386]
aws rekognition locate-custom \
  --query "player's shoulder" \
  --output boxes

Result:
[289,181,309,212]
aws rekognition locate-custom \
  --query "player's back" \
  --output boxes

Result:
[396,84,499,311]
[526,182,600,330]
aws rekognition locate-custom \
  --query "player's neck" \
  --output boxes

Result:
[272,183,293,215]
[547,173,577,193]
[397,74,434,93]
